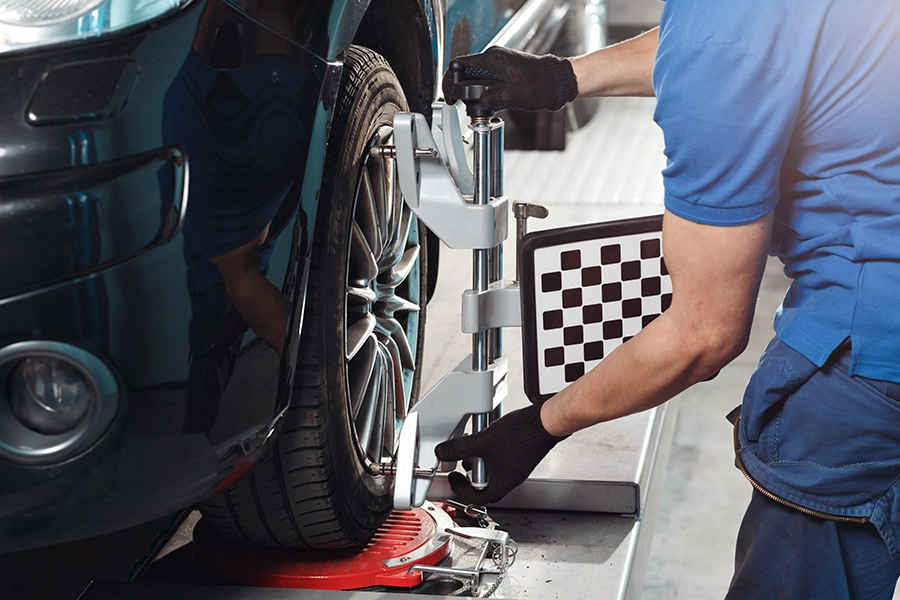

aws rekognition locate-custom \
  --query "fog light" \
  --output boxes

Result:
[9,357,93,435]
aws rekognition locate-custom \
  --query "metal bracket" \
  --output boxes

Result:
[445,527,511,570]
[461,280,522,333]
[391,102,514,510]
[393,112,508,249]
[409,503,514,596]
[430,102,474,195]
[393,355,508,510]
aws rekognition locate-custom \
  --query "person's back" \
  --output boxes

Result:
[650,3,900,596]
[655,0,900,381]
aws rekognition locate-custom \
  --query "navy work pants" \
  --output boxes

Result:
[727,340,900,599]
[726,491,900,599]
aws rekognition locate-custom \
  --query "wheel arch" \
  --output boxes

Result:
[352,0,438,117]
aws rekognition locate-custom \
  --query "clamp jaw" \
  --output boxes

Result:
[393,110,508,250]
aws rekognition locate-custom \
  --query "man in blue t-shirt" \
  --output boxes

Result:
[437,1,900,597]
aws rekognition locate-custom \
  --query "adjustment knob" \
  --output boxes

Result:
[445,60,496,118]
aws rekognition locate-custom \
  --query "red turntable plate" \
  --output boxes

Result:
[193,502,455,590]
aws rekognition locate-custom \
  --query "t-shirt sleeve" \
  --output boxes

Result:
[652,20,800,226]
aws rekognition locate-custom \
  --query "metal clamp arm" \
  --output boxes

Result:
[461,280,522,333]
[431,102,474,195]
[394,113,508,250]
[393,355,508,510]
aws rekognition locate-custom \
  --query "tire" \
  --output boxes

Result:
[512,0,608,150]
[198,46,428,549]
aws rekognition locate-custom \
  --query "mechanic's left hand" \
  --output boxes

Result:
[435,404,568,505]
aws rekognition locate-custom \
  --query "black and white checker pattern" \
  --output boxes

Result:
[520,216,671,402]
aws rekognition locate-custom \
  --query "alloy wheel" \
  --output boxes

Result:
[344,126,422,465]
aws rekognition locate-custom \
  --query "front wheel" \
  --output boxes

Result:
[198,46,427,549]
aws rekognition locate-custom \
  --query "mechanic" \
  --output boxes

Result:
[436,1,900,598]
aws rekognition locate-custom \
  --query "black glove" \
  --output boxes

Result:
[442,46,578,113]
[434,404,568,505]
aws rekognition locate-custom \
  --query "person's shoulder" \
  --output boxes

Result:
[670,0,811,41]
[661,0,824,77]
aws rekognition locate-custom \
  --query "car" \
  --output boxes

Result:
[0,0,607,553]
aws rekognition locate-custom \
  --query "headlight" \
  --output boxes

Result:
[0,0,194,55]
[9,357,93,435]
[0,1,108,26]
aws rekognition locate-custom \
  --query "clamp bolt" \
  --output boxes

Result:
[370,145,438,159]
[514,201,549,281]
[368,463,436,478]
[367,462,397,476]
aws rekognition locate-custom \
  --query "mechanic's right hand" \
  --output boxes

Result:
[434,404,568,505]
[442,46,578,113]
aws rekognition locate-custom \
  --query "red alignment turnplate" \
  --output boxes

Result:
[193,503,455,590]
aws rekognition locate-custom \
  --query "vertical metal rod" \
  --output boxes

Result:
[470,117,493,489]
[488,118,505,425]
[489,118,504,364]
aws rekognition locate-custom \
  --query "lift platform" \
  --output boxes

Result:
[78,397,674,599]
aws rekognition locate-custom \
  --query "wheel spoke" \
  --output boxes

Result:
[383,245,420,289]
[379,173,406,267]
[349,221,378,283]
[385,294,420,316]
[384,202,412,267]
[377,150,396,254]
[366,159,386,236]
[356,345,391,460]
[348,336,378,419]
[367,349,390,461]
[380,316,416,371]
[347,285,376,307]
[355,172,383,259]
[382,401,395,457]
[383,337,407,423]
[346,314,377,361]
[355,347,385,456]
[369,128,393,256]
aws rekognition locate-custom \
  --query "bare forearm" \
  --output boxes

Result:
[540,309,738,436]
[570,27,658,98]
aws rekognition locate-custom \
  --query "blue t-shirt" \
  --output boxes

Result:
[653,0,900,382]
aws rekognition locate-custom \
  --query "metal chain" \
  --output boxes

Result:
[446,501,518,598]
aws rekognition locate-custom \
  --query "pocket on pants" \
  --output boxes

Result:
[740,338,817,462]
[743,340,900,503]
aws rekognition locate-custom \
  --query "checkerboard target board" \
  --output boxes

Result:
[520,215,671,403]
